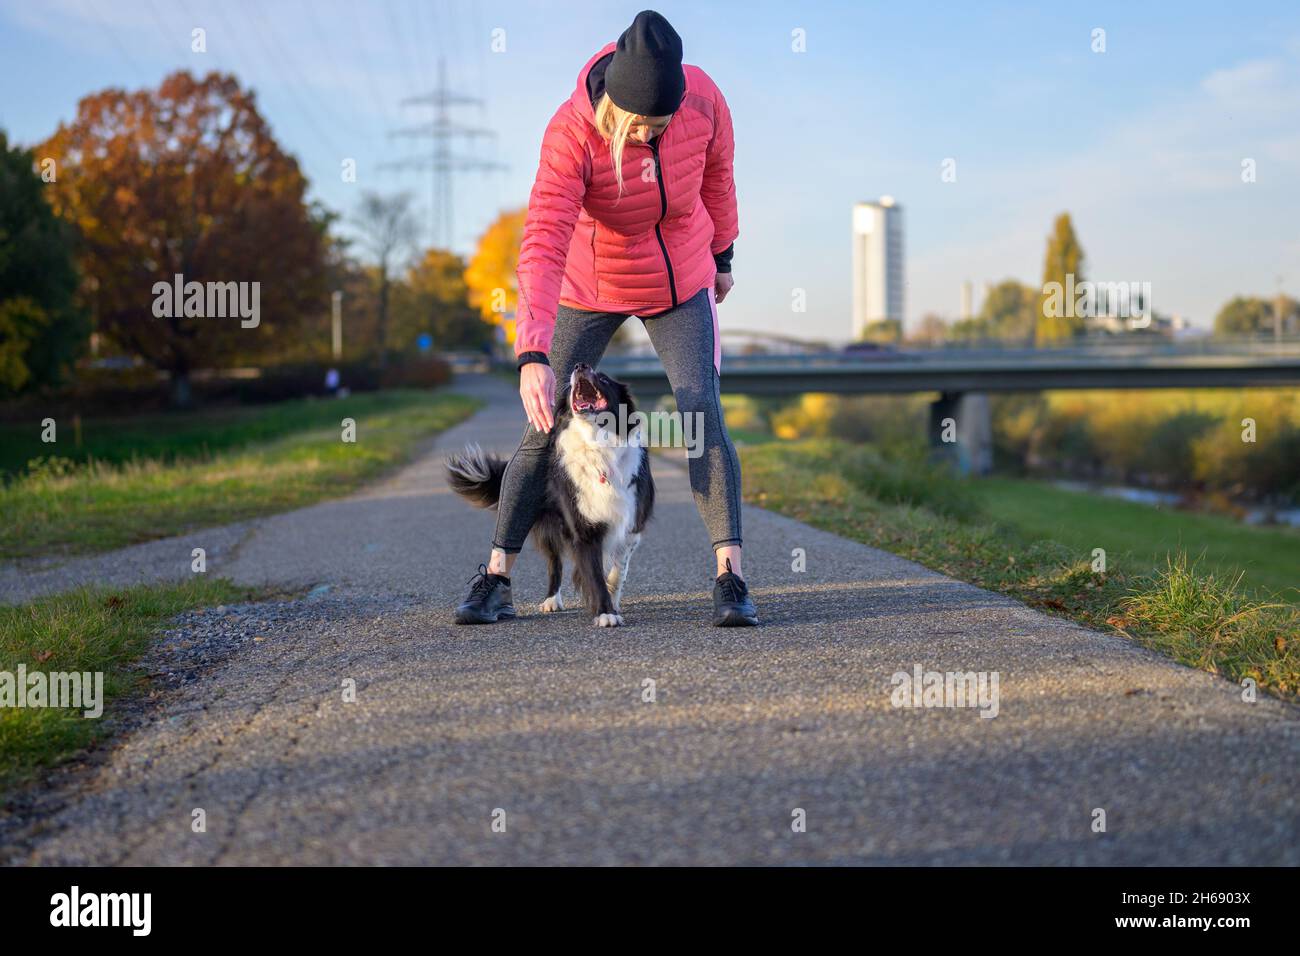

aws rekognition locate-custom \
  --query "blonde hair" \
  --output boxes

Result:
[594,92,672,199]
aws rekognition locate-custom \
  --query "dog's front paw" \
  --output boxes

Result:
[539,593,564,613]
[593,613,624,627]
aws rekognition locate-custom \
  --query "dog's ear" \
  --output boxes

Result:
[615,382,635,417]
[605,381,636,437]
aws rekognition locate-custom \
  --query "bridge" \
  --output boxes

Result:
[598,340,1300,474]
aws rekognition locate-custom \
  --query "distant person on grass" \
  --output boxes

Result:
[454,10,756,627]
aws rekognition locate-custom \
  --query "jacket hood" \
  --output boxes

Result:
[568,42,618,127]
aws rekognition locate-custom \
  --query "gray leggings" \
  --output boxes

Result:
[493,286,743,554]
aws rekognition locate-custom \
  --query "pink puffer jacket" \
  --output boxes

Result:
[514,41,738,358]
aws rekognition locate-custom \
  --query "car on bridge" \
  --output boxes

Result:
[842,340,902,360]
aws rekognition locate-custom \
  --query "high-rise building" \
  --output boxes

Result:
[851,197,905,339]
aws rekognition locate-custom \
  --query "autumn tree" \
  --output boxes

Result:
[1214,295,1298,338]
[858,319,902,344]
[909,313,949,347]
[981,279,1039,343]
[37,71,327,404]
[464,209,525,347]
[353,191,418,369]
[0,130,88,394]
[949,281,1036,343]
[391,247,491,353]
[1036,213,1086,346]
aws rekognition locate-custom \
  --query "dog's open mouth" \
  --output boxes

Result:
[571,375,608,413]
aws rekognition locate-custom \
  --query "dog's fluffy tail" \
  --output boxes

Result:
[444,442,508,509]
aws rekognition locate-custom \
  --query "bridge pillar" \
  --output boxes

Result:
[929,391,993,475]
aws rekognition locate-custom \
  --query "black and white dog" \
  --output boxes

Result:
[445,363,655,626]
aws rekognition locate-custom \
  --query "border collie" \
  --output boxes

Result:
[445,363,655,626]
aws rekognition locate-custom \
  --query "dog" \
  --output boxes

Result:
[445,363,655,626]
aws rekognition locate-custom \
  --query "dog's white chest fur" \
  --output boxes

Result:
[555,418,641,539]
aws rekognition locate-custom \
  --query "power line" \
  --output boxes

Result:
[142,0,182,59]
[75,0,151,86]
[398,0,441,140]
[440,1,507,230]
[353,0,409,145]
[380,57,506,251]
[301,0,391,144]
[470,0,488,106]
[468,0,505,213]
[239,2,342,136]
[182,0,257,87]
[383,0,424,101]
[423,0,446,62]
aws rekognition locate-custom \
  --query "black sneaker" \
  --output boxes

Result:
[454,563,516,624]
[712,558,758,626]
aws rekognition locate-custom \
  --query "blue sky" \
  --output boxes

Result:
[2,0,1298,341]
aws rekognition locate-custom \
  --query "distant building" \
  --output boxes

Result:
[851,197,905,339]
[1091,311,1194,337]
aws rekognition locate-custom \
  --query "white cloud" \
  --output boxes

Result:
[1202,58,1285,102]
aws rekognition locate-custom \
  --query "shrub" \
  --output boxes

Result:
[379,355,452,389]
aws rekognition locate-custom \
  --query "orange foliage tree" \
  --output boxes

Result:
[38,71,327,403]
[464,209,524,347]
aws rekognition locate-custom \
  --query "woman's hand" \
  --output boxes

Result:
[714,272,735,304]
[520,362,556,433]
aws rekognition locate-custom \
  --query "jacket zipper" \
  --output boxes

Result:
[648,139,678,307]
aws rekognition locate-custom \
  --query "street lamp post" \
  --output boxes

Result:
[331,290,343,360]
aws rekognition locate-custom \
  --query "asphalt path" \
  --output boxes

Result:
[4,374,1297,865]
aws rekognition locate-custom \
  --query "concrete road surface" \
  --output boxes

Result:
[3,373,1297,865]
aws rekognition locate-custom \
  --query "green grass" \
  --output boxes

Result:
[1118,557,1296,695]
[0,579,262,790]
[726,426,776,446]
[970,477,1300,601]
[739,437,1299,700]
[0,390,481,560]
[0,390,465,476]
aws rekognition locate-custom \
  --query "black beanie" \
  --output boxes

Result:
[604,10,685,116]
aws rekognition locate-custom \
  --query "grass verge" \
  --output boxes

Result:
[0,390,481,560]
[970,476,1300,600]
[0,388,454,476]
[0,578,262,790]
[738,437,1299,700]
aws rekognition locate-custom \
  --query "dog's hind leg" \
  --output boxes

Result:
[605,533,641,614]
